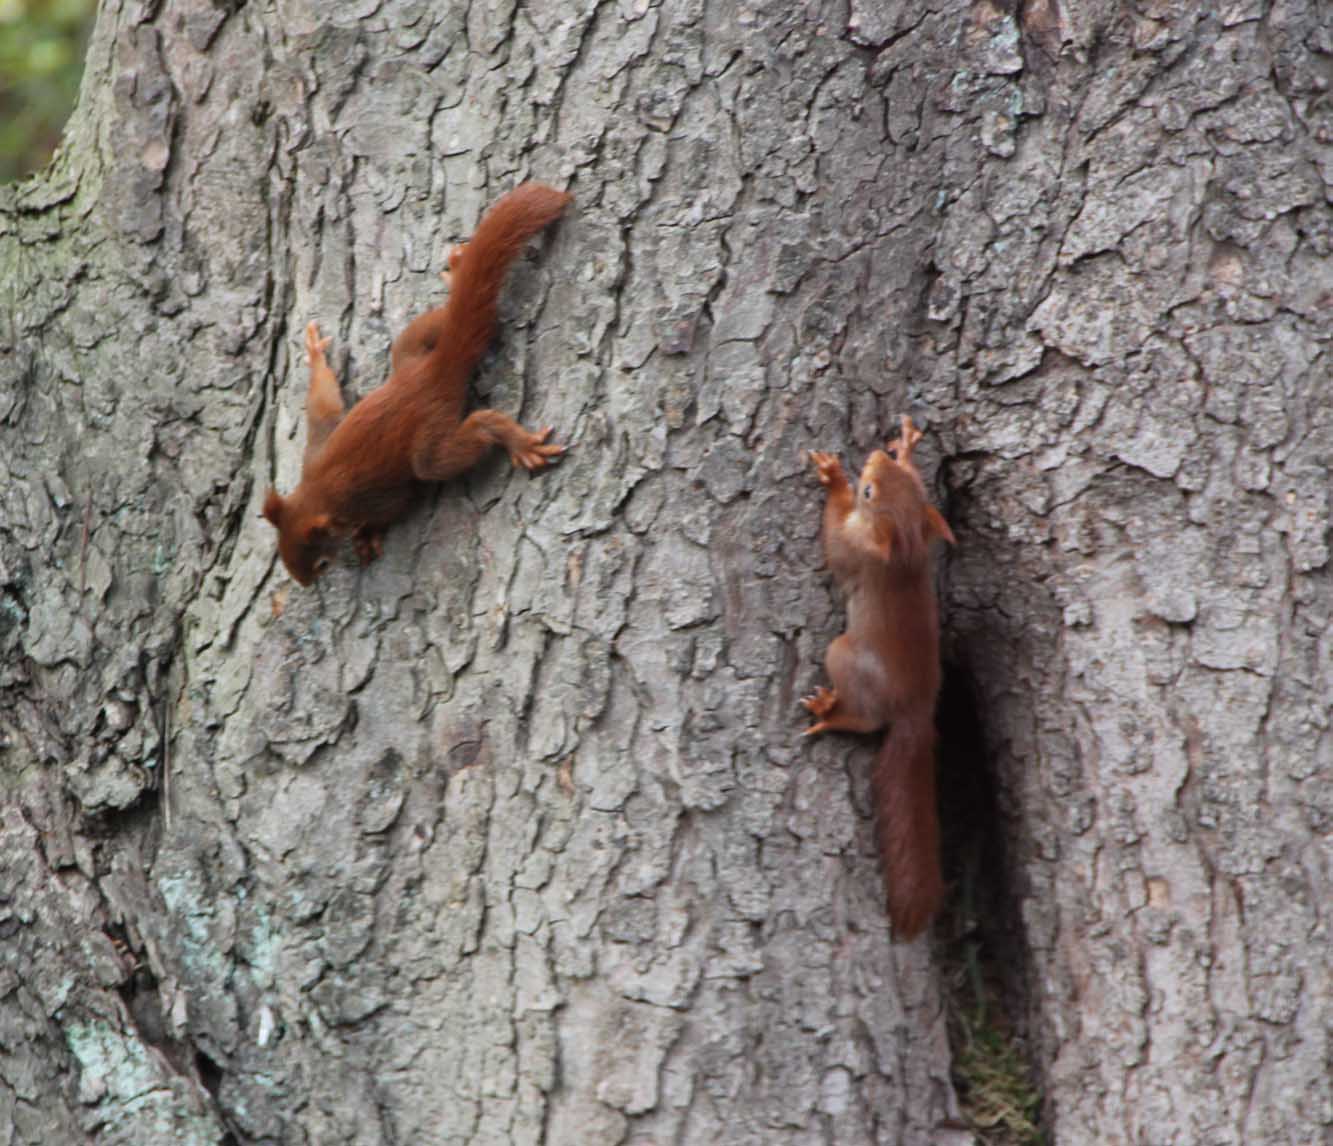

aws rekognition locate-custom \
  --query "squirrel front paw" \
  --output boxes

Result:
[808,451,846,488]
[305,320,332,361]
[885,415,923,464]
[353,527,385,565]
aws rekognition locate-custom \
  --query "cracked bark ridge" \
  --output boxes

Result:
[0,1,1327,1144]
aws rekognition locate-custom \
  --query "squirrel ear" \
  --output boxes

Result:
[262,489,284,526]
[925,505,955,545]
[303,513,332,542]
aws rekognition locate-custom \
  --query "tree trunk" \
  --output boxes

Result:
[0,2,1326,1144]
[933,4,1332,1143]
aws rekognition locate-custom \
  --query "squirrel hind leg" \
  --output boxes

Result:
[413,410,566,483]
[804,709,883,736]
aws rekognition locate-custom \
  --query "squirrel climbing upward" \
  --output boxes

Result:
[263,182,571,585]
[803,415,955,940]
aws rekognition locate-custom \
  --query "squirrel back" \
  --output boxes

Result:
[863,460,947,938]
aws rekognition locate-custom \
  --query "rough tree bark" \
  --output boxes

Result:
[0,2,1327,1145]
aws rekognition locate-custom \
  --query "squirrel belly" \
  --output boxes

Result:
[803,417,954,940]
[263,182,571,586]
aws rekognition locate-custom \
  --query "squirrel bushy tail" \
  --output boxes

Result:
[873,714,944,940]
[431,183,571,380]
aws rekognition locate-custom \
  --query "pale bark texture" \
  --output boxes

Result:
[0,2,1328,1145]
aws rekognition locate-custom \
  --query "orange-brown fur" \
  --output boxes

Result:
[804,416,955,940]
[263,183,571,585]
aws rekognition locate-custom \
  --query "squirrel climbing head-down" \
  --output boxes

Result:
[262,183,571,586]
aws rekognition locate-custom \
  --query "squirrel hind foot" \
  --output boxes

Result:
[801,685,839,720]
[509,426,566,472]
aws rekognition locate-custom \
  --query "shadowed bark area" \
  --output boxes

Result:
[0,2,1327,1144]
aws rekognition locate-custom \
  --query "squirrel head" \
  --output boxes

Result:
[855,450,955,566]
[262,488,337,586]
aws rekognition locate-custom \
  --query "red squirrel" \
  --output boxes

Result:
[263,182,571,585]
[803,416,955,940]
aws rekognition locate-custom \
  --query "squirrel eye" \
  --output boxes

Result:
[313,556,331,574]
[862,484,873,500]
[887,448,898,461]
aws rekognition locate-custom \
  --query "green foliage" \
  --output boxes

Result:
[950,969,1045,1145]
[0,0,97,184]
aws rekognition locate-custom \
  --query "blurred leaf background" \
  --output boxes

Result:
[1,0,97,184]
